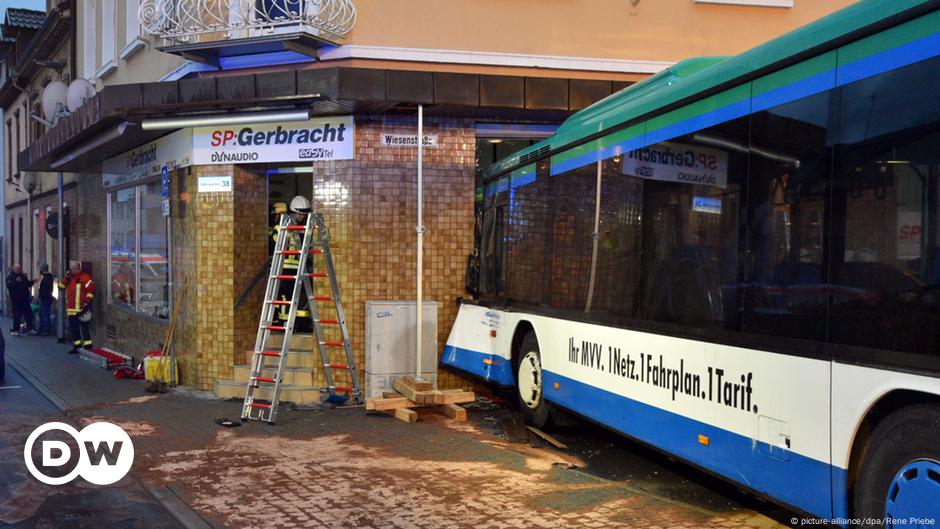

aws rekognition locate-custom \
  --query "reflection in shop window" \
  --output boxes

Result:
[108,181,171,319]
[109,188,136,308]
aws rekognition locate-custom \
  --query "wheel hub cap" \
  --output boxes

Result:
[885,459,940,528]
[517,351,542,410]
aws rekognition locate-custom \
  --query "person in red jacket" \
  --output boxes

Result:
[58,261,95,353]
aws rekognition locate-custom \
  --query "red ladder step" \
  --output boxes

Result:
[265,325,287,331]
[318,319,338,324]
[269,300,291,305]
[250,402,271,410]
[332,386,354,392]
[313,296,333,302]
[280,249,323,255]
[260,351,281,357]
[327,364,349,369]
[321,341,344,347]
[255,376,276,383]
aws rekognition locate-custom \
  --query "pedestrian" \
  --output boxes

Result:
[58,261,95,353]
[37,263,55,336]
[6,264,36,335]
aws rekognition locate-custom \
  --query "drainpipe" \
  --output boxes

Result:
[56,172,64,342]
[416,104,426,382]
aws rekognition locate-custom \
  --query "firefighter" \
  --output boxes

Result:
[59,261,95,353]
[111,262,135,306]
[276,195,313,333]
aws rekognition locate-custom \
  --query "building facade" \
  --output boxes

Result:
[11,0,854,396]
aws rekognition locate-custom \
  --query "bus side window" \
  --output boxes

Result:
[829,54,940,358]
[742,91,832,343]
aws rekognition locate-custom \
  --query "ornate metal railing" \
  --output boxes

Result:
[138,0,356,45]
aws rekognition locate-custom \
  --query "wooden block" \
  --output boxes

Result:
[385,407,417,423]
[365,397,414,411]
[382,392,400,399]
[527,426,568,450]
[392,377,439,404]
[433,390,475,405]
[401,376,433,392]
[437,404,467,421]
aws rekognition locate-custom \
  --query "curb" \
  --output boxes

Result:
[144,483,217,529]
[5,354,71,412]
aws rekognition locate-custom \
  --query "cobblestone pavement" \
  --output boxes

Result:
[58,391,794,529]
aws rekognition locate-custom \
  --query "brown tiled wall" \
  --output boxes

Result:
[307,116,477,390]
[78,115,477,392]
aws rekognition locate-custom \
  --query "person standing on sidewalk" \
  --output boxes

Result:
[59,261,95,353]
[6,264,36,336]
[37,263,55,336]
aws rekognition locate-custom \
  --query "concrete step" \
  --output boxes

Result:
[233,364,314,386]
[242,350,319,369]
[213,378,322,405]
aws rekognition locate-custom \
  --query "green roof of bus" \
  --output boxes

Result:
[483,0,932,180]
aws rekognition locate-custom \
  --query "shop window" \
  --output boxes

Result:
[109,181,170,318]
[828,55,940,357]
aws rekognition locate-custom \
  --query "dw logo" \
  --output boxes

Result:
[23,422,134,485]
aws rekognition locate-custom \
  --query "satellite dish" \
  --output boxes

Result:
[67,78,96,113]
[41,80,68,122]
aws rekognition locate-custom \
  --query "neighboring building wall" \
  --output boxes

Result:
[77,0,184,87]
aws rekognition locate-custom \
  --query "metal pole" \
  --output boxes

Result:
[416,104,424,381]
[56,172,65,341]
[585,160,602,313]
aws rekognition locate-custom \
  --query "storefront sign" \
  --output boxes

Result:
[103,129,193,188]
[193,116,355,165]
[692,196,722,215]
[198,176,232,193]
[897,210,922,259]
[622,142,728,189]
[379,134,438,147]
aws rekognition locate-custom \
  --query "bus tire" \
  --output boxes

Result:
[853,403,940,528]
[516,331,551,428]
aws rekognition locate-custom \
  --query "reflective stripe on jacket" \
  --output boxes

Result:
[59,272,95,315]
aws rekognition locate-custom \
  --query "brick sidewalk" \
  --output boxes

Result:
[72,393,789,529]
[1,318,144,410]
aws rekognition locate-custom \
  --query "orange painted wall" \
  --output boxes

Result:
[345,0,856,62]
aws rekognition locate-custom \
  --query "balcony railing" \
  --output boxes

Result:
[138,0,356,48]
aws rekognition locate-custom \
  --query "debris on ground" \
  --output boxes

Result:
[364,376,474,423]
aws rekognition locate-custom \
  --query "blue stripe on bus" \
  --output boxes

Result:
[550,134,648,176]
[442,345,515,386]
[644,98,752,147]
[542,30,940,181]
[836,30,940,86]
[751,69,836,113]
[510,171,536,189]
[541,370,846,520]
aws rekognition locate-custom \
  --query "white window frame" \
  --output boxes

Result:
[82,0,97,80]
[120,0,146,60]
[96,0,118,79]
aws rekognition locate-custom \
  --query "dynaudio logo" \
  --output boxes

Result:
[23,422,134,485]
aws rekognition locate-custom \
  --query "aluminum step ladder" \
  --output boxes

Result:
[242,212,361,423]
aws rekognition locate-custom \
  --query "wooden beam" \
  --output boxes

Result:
[527,426,568,450]
[365,397,414,411]
[437,404,467,421]
[400,376,433,392]
[392,377,422,402]
[384,407,417,423]
[433,390,475,405]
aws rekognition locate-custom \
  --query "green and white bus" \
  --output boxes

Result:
[444,1,940,526]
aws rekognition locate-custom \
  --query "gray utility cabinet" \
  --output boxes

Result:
[364,301,439,397]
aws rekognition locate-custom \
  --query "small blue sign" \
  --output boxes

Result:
[161,165,170,199]
[692,196,722,215]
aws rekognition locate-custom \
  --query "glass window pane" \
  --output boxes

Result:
[634,117,747,328]
[109,188,136,308]
[829,55,940,357]
[506,163,549,306]
[544,163,596,311]
[742,92,832,341]
[139,181,170,318]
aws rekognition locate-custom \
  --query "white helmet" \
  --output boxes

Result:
[289,195,311,214]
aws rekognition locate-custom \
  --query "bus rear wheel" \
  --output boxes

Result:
[516,331,551,428]
[853,404,940,528]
